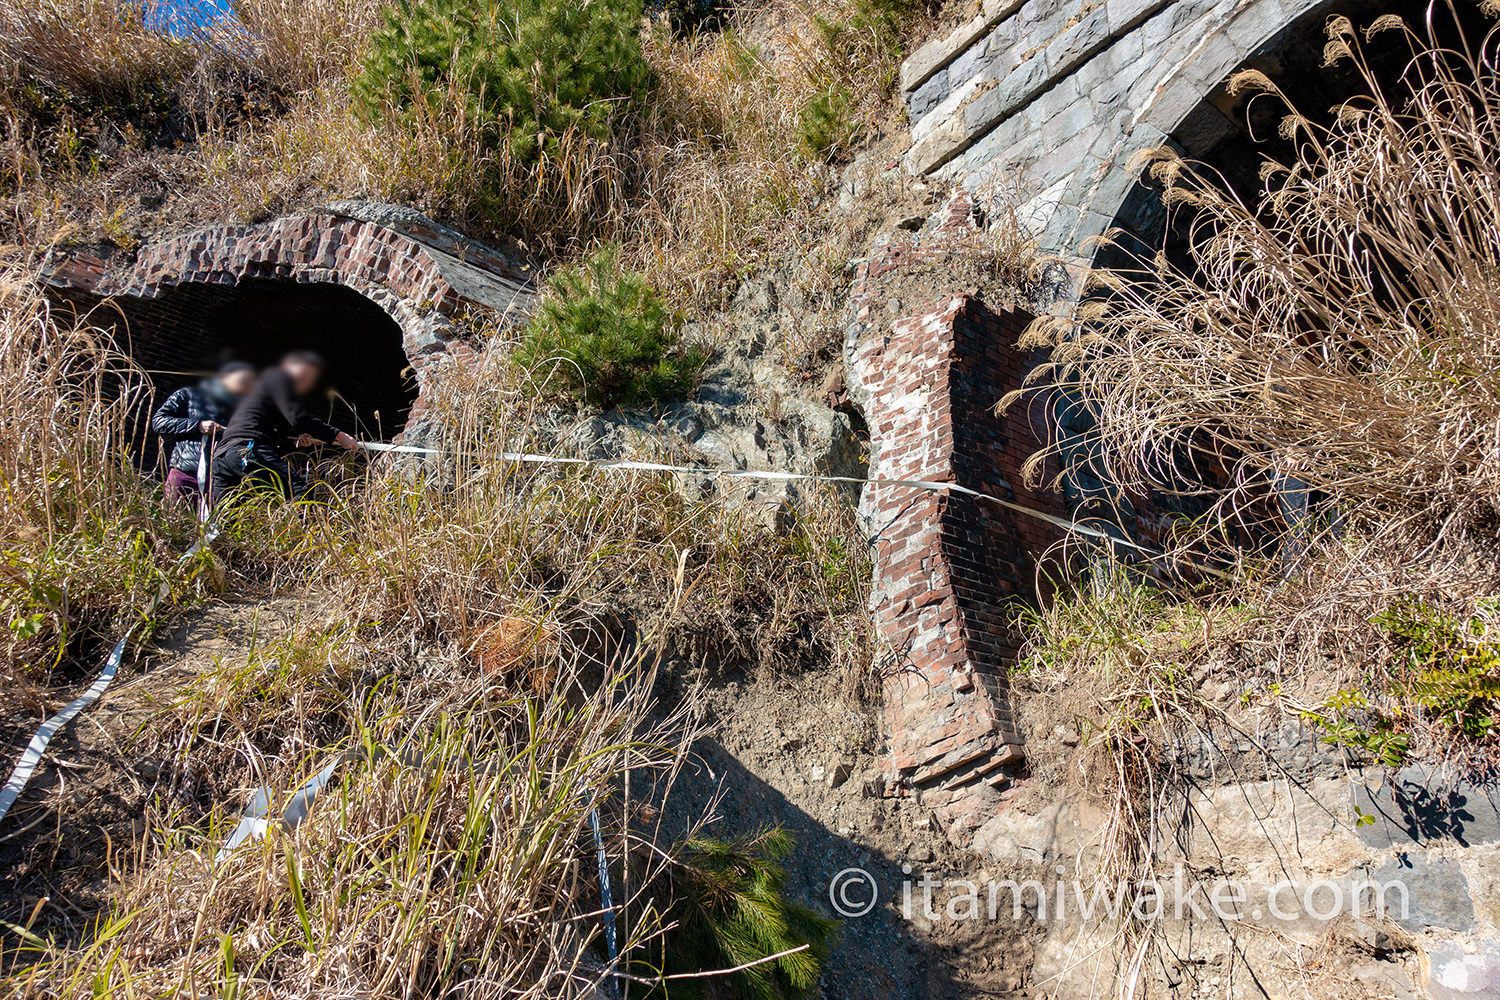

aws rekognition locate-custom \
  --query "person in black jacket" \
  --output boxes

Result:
[151,361,257,505]
[210,351,358,503]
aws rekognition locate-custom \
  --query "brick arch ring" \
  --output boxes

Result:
[43,203,536,409]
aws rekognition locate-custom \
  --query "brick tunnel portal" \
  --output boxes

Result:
[52,278,419,443]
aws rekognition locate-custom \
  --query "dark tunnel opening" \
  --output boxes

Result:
[1100,0,1492,272]
[49,278,419,455]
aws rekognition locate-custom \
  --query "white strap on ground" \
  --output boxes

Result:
[0,526,219,828]
[215,755,343,862]
[0,634,131,825]
[215,787,275,858]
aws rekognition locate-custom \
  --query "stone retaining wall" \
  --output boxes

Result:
[899,0,1393,266]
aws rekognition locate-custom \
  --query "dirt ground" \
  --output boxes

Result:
[659,657,1038,1000]
[0,590,1038,997]
[0,597,304,954]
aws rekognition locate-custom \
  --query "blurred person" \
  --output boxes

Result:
[210,351,358,503]
[151,361,256,506]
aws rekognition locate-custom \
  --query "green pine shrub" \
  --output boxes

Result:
[798,85,856,159]
[816,0,917,75]
[644,827,838,1000]
[798,0,920,160]
[353,0,655,162]
[516,245,703,409]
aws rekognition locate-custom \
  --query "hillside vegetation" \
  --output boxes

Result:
[1009,14,1500,976]
[0,238,875,995]
[1,0,920,306]
[0,0,918,993]
[7,0,1500,995]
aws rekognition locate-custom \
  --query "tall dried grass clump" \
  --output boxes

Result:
[6,639,702,999]
[0,0,385,208]
[229,0,384,92]
[0,278,868,995]
[1012,8,1500,779]
[0,0,381,99]
[1009,13,1500,989]
[1022,11,1500,552]
[0,249,204,711]
[0,0,195,99]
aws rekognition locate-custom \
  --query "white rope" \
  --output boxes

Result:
[358,440,1147,553]
[0,636,130,824]
[3,438,1152,835]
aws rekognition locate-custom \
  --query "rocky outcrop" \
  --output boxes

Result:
[974,766,1500,999]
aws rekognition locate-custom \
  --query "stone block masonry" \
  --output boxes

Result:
[898,0,1369,271]
[848,190,1067,835]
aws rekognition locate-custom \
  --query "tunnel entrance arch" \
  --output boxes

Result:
[53,278,417,440]
[1095,0,1494,273]
[43,202,535,448]
[872,0,1497,829]
[900,0,1494,288]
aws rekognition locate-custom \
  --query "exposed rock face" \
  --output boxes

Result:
[529,261,868,519]
[971,747,1500,997]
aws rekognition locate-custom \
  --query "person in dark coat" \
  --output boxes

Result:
[210,351,358,503]
[151,361,257,506]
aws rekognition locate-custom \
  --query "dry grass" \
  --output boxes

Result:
[8,643,702,999]
[1021,13,1500,551]
[1013,10,1500,750]
[0,249,205,711]
[0,244,872,995]
[278,342,874,683]
[228,0,386,92]
[1009,12,1500,994]
[0,0,918,312]
[0,0,196,99]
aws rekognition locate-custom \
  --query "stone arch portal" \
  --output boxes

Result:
[900,0,1489,279]
[853,0,1492,834]
[44,202,535,441]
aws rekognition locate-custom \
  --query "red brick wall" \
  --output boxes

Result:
[849,191,1068,833]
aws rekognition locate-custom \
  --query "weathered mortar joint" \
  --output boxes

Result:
[847,190,1067,839]
[899,0,1386,270]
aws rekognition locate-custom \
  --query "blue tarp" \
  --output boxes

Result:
[141,0,234,37]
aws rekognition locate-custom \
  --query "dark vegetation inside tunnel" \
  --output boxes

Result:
[1100,0,1493,274]
[50,278,418,453]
